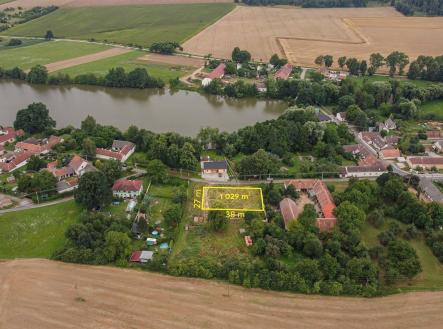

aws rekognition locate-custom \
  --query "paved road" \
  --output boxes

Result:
[0,196,74,215]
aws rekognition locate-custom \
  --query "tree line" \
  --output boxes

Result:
[0,64,165,89]
[394,0,443,16]
[240,0,371,8]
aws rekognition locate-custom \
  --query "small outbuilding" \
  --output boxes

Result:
[130,250,154,263]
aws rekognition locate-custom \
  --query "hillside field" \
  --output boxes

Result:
[0,40,110,69]
[55,50,194,81]
[2,4,235,47]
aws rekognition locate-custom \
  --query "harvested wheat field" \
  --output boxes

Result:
[1,259,443,329]
[45,47,131,72]
[183,6,443,67]
[0,0,233,9]
[138,53,205,67]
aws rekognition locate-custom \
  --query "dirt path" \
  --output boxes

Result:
[44,47,131,73]
[1,259,443,329]
[137,53,204,67]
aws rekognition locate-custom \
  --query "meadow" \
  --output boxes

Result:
[0,40,109,69]
[2,3,235,47]
[0,201,81,258]
[55,50,193,81]
[420,100,443,118]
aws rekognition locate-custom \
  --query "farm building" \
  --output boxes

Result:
[112,179,143,199]
[202,63,226,86]
[379,147,401,160]
[406,156,443,170]
[285,179,336,231]
[279,197,299,229]
[15,135,62,155]
[274,64,292,80]
[342,144,377,166]
[319,67,348,81]
[96,140,135,163]
[340,162,386,178]
[359,132,388,151]
[130,250,153,263]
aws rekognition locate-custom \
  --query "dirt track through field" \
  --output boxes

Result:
[183,6,443,68]
[0,0,233,9]
[44,47,131,72]
[1,259,443,329]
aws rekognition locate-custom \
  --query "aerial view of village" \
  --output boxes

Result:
[0,0,443,328]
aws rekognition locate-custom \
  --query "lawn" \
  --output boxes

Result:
[354,75,440,88]
[360,219,443,291]
[0,40,110,70]
[0,200,81,259]
[2,4,235,47]
[0,37,45,50]
[419,100,443,118]
[55,50,192,81]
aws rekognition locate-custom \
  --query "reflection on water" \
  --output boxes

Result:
[0,80,287,136]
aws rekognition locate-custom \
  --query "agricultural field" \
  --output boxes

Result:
[183,6,443,68]
[2,4,235,47]
[201,186,264,211]
[0,201,80,259]
[0,0,233,9]
[55,50,194,81]
[0,40,110,69]
[2,259,443,329]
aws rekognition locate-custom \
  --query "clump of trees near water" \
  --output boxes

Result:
[0,64,165,89]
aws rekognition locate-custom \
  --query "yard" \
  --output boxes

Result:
[2,4,235,47]
[0,40,110,69]
[55,50,193,81]
[0,200,81,258]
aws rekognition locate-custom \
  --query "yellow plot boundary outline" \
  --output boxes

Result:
[201,186,265,212]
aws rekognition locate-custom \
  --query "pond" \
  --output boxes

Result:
[0,81,287,136]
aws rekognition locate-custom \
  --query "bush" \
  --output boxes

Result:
[7,38,22,46]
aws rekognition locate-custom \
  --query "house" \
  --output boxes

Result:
[433,140,443,153]
[274,63,293,80]
[279,197,299,229]
[112,178,143,199]
[342,144,377,166]
[201,160,229,182]
[15,135,62,154]
[419,178,443,203]
[96,140,135,163]
[202,63,226,86]
[336,112,347,122]
[316,111,331,122]
[319,67,348,81]
[47,155,93,180]
[406,156,443,170]
[427,131,441,140]
[378,117,397,132]
[56,177,79,194]
[285,179,336,232]
[0,151,32,173]
[359,131,388,150]
[340,162,386,178]
[0,127,24,145]
[130,250,153,263]
[379,147,401,160]
[385,135,400,145]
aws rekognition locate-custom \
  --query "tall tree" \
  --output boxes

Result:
[75,171,112,210]
[14,102,55,134]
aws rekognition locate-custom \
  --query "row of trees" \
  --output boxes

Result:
[0,65,165,89]
[240,0,371,7]
[394,0,443,16]
[150,41,182,54]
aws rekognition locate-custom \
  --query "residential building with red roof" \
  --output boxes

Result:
[112,178,143,199]
[407,156,443,170]
[96,140,135,163]
[274,63,293,80]
[427,130,441,140]
[0,127,23,145]
[379,147,401,160]
[0,151,32,173]
[15,135,62,155]
[207,63,226,80]
[46,154,94,180]
[285,179,336,232]
[340,161,386,178]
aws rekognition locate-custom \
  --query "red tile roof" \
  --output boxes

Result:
[208,63,226,79]
[427,131,441,139]
[130,251,142,262]
[96,140,134,161]
[286,179,336,231]
[0,151,32,172]
[279,198,300,228]
[380,147,401,158]
[112,179,143,192]
[275,64,293,80]
[15,135,62,154]
[408,156,443,165]
[69,154,86,172]
[0,127,20,145]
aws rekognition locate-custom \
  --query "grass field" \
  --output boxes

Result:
[0,40,109,69]
[55,50,192,80]
[360,219,443,291]
[0,200,81,259]
[202,186,264,211]
[420,100,443,117]
[0,37,45,50]
[2,4,235,47]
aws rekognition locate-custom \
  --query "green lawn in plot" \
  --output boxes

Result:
[419,100,443,118]
[202,186,264,211]
[0,40,110,69]
[3,4,235,47]
[0,200,81,259]
[55,50,191,81]
[354,75,440,88]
